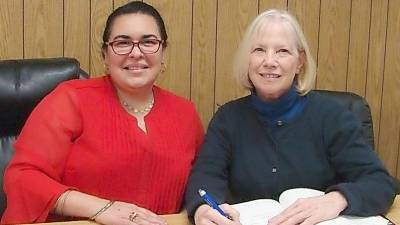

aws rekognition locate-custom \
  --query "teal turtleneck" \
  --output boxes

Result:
[250,85,308,127]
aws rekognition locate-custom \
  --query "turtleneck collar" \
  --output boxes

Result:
[250,85,307,125]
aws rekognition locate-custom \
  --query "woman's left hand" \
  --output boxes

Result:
[267,191,348,225]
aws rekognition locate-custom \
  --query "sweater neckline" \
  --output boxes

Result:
[251,87,297,117]
[250,86,306,124]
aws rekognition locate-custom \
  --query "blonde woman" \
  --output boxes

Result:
[185,9,395,225]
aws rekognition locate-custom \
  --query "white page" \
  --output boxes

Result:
[278,188,388,225]
[232,199,283,225]
[233,188,389,225]
[312,215,389,225]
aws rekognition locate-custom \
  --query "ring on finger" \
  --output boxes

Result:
[128,211,138,222]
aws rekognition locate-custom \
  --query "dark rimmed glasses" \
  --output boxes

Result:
[106,39,163,55]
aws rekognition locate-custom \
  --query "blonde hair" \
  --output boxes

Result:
[233,9,316,95]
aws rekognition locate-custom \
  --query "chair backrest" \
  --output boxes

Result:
[314,90,374,148]
[314,90,400,193]
[0,57,88,215]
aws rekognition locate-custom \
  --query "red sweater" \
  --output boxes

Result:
[1,76,204,224]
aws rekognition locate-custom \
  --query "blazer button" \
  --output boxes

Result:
[272,167,277,173]
[276,120,284,126]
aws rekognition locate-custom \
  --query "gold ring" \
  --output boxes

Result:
[128,211,138,222]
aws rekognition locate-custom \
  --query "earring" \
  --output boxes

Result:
[161,62,167,73]
[105,64,110,74]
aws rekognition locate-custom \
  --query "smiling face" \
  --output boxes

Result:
[248,21,304,101]
[104,13,164,93]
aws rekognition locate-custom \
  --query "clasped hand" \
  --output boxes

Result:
[268,191,348,225]
[95,201,167,225]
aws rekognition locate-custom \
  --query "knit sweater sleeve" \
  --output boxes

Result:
[184,104,232,218]
[1,83,83,224]
[322,106,396,216]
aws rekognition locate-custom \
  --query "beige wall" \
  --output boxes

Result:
[1,0,400,177]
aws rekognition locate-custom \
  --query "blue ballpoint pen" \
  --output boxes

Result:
[198,189,229,218]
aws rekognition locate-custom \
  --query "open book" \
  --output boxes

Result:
[232,188,390,225]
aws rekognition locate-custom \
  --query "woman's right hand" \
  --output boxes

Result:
[194,204,240,225]
[95,201,167,225]
[54,191,166,225]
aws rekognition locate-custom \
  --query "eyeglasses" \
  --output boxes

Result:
[106,39,163,55]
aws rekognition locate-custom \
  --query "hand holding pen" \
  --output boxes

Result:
[198,189,229,218]
[195,189,240,225]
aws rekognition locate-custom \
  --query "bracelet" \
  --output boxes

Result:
[55,190,72,216]
[89,200,115,221]
[59,190,72,216]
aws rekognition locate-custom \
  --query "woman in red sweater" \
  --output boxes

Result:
[1,1,203,225]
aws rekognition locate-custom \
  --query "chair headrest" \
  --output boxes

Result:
[0,57,87,136]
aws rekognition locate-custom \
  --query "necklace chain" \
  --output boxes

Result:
[121,98,154,114]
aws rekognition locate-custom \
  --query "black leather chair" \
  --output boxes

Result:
[0,57,88,215]
[315,90,399,192]
[314,90,374,147]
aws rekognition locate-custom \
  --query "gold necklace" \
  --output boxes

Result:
[121,97,154,114]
